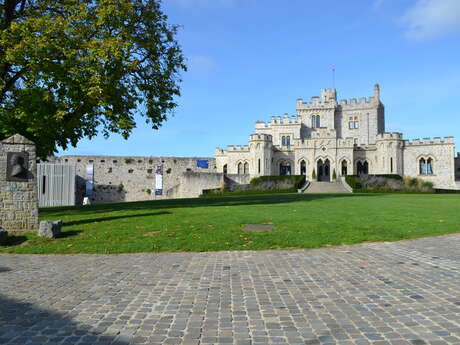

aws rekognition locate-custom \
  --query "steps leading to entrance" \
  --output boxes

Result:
[303,181,351,193]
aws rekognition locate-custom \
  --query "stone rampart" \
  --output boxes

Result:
[51,155,217,203]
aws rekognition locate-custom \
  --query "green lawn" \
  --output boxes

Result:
[1,192,460,254]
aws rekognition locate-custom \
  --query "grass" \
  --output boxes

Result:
[1,192,460,254]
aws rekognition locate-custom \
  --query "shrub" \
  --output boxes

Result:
[250,175,305,190]
[117,183,124,192]
[125,158,134,164]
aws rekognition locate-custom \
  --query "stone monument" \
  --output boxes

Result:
[0,134,39,234]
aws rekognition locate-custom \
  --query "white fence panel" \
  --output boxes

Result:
[37,164,76,207]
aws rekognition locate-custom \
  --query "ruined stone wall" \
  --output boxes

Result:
[52,155,217,203]
[0,135,38,234]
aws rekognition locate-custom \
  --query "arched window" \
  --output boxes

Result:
[237,162,243,175]
[427,158,433,174]
[243,162,249,174]
[280,161,292,176]
[281,136,286,146]
[300,160,306,175]
[419,158,426,175]
[258,159,261,174]
[311,115,316,128]
[286,136,290,147]
[390,157,393,173]
[223,164,228,174]
[316,115,321,128]
[341,160,348,176]
[357,161,369,175]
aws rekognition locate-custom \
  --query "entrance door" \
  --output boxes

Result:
[300,160,306,175]
[317,159,331,182]
[280,161,292,176]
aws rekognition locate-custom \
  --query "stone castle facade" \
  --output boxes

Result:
[216,84,457,189]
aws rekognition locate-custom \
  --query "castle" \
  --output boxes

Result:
[45,84,458,205]
[215,84,457,189]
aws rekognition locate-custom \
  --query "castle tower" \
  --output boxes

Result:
[249,133,273,176]
[375,132,403,175]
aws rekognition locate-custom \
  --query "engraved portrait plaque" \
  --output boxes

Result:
[6,152,29,181]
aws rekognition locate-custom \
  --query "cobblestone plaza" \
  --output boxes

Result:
[1,234,459,345]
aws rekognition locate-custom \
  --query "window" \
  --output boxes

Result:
[420,158,433,175]
[238,162,243,175]
[427,158,433,174]
[286,136,290,147]
[349,121,354,129]
[300,160,306,175]
[341,160,348,176]
[244,162,249,174]
[312,115,320,128]
[390,157,393,173]
[357,161,369,175]
[258,159,261,174]
[281,136,286,146]
[128,169,133,174]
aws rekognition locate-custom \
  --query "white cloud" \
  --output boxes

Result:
[188,56,217,74]
[401,0,460,40]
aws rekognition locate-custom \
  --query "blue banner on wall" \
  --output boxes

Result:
[196,160,209,169]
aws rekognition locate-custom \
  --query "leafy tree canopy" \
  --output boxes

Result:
[0,0,186,158]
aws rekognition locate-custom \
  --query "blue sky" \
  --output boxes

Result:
[59,0,460,157]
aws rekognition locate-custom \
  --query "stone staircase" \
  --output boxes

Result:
[303,181,351,193]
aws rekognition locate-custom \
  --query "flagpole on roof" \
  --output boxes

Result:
[332,65,336,89]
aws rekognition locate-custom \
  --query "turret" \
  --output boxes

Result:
[374,83,380,101]
[249,133,273,176]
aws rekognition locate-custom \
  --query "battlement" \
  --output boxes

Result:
[226,145,250,152]
[376,132,404,140]
[404,136,455,146]
[255,114,300,128]
[296,97,336,109]
[340,96,376,107]
[249,133,273,142]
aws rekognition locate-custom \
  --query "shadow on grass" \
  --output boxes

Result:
[63,211,172,226]
[0,292,128,344]
[1,235,28,247]
[56,230,83,238]
[41,193,379,217]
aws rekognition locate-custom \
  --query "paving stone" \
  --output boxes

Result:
[0,234,459,345]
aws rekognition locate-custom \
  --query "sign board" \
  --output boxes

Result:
[85,164,94,196]
[196,160,209,169]
[155,166,163,195]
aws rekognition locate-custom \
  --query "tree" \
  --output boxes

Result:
[0,0,186,158]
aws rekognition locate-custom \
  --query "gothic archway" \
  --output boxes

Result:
[279,161,292,176]
[317,159,330,182]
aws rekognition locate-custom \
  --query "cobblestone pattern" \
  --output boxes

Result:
[0,235,459,345]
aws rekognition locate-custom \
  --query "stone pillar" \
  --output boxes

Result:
[0,134,39,234]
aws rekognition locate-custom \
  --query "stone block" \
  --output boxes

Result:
[0,228,8,245]
[38,220,63,238]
